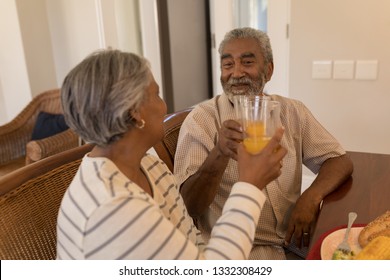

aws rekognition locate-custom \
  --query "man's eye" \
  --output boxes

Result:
[222,62,233,68]
[243,60,254,65]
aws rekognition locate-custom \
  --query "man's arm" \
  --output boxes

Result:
[180,146,229,217]
[300,153,353,208]
[180,119,243,218]
[285,154,354,247]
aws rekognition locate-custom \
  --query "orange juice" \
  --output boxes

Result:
[243,122,270,154]
[243,137,270,154]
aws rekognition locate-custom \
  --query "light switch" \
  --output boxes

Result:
[355,60,378,80]
[312,60,332,79]
[333,60,354,79]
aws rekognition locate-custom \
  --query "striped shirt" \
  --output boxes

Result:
[56,153,265,259]
[174,93,346,259]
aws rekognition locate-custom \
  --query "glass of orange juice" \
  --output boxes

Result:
[233,95,270,124]
[236,96,280,154]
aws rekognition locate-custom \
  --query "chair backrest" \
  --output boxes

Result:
[0,89,62,165]
[153,108,192,172]
[0,143,94,260]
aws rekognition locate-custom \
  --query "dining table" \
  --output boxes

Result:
[307,151,390,259]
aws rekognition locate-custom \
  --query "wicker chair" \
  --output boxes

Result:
[0,89,79,176]
[153,107,192,172]
[0,143,94,260]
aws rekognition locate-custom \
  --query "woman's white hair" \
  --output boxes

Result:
[61,49,151,146]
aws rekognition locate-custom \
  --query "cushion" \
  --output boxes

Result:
[31,112,69,140]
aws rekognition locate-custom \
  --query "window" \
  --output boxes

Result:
[233,0,268,32]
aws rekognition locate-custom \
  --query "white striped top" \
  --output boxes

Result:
[56,153,265,259]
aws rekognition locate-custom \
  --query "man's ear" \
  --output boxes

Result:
[265,62,274,82]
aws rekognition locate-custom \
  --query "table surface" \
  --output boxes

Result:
[309,151,390,250]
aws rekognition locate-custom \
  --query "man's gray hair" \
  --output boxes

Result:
[218,27,273,64]
[61,49,151,146]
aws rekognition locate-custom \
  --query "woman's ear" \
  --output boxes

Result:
[129,110,146,130]
[130,110,142,123]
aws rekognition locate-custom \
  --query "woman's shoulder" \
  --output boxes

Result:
[142,153,173,176]
[143,153,167,166]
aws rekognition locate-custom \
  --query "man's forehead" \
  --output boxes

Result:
[221,52,256,60]
[221,38,261,59]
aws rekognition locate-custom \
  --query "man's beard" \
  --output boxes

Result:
[222,73,267,103]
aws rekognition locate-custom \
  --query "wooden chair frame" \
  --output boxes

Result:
[0,89,79,176]
[153,108,192,172]
[0,144,94,260]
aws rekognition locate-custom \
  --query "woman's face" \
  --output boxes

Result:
[139,73,167,143]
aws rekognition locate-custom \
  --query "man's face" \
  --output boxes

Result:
[220,38,273,102]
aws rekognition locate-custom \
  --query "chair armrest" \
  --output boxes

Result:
[25,129,79,164]
[0,121,34,165]
[0,89,62,166]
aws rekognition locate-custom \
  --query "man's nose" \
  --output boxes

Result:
[232,64,245,78]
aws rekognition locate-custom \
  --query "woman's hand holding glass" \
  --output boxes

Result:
[237,126,286,190]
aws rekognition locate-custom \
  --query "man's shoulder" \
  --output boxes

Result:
[180,96,224,133]
[270,94,304,106]
[270,94,309,114]
[190,95,220,116]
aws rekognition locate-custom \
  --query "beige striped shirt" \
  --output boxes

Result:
[174,93,346,259]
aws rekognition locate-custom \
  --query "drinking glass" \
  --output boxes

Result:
[235,96,280,154]
[233,95,270,124]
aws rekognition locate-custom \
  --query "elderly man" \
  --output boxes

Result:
[174,27,353,259]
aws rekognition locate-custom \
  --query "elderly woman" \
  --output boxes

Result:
[56,49,286,260]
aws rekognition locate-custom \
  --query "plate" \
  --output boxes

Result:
[320,227,364,260]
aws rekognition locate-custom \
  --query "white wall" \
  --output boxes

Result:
[16,0,58,97]
[266,0,289,96]
[139,0,163,98]
[0,0,102,126]
[46,0,102,87]
[115,0,142,54]
[0,0,31,124]
[209,0,234,96]
[0,0,142,125]
[289,0,390,155]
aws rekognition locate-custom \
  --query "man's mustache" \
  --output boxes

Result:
[226,77,253,85]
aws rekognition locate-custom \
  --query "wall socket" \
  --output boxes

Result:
[355,60,378,80]
[312,61,332,79]
[333,60,354,79]
[312,59,378,80]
